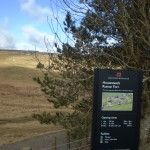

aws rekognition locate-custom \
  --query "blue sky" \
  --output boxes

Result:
[0,0,117,52]
[0,0,69,52]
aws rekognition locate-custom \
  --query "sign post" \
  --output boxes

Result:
[91,69,143,150]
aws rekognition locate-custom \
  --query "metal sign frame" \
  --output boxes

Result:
[91,69,143,150]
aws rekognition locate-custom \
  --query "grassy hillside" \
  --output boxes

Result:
[0,66,39,85]
[0,50,62,145]
[0,50,149,149]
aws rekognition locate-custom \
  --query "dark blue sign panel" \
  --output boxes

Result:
[91,69,143,150]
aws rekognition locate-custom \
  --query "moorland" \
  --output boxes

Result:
[0,50,149,149]
[0,50,62,145]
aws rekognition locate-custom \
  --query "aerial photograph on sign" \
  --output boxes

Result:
[102,92,133,111]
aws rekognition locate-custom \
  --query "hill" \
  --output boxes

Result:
[0,50,61,145]
[0,50,149,149]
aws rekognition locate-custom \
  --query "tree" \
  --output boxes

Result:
[33,0,150,142]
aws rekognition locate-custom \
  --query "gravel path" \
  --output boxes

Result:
[0,132,67,150]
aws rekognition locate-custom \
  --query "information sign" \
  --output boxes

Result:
[91,69,143,150]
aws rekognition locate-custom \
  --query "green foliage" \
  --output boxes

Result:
[36,62,44,69]
[33,111,90,139]
[33,0,150,140]
[32,112,53,124]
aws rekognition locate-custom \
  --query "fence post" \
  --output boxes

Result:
[68,133,71,149]
[53,136,57,150]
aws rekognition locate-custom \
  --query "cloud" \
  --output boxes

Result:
[22,25,53,44]
[0,15,55,52]
[0,28,16,49]
[15,42,34,51]
[0,17,16,49]
[22,25,55,51]
[0,24,54,52]
[20,0,51,21]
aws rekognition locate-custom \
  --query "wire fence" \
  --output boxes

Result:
[51,136,91,150]
[48,125,91,150]
[21,127,91,150]
[41,136,91,150]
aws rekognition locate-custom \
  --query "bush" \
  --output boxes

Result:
[36,62,44,69]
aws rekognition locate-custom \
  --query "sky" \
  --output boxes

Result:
[0,0,117,52]
[0,0,69,52]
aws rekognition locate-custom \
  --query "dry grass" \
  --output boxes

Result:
[0,121,61,145]
[0,51,149,149]
[0,51,49,69]
[0,51,62,145]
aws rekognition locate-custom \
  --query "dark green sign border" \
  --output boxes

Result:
[91,69,143,150]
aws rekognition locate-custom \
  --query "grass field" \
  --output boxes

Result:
[0,50,63,145]
[102,92,133,111]
[0,50,149,149]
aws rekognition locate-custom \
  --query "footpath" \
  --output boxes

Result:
[0,132,67,150]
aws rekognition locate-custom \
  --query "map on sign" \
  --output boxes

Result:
[102,92,133,111]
